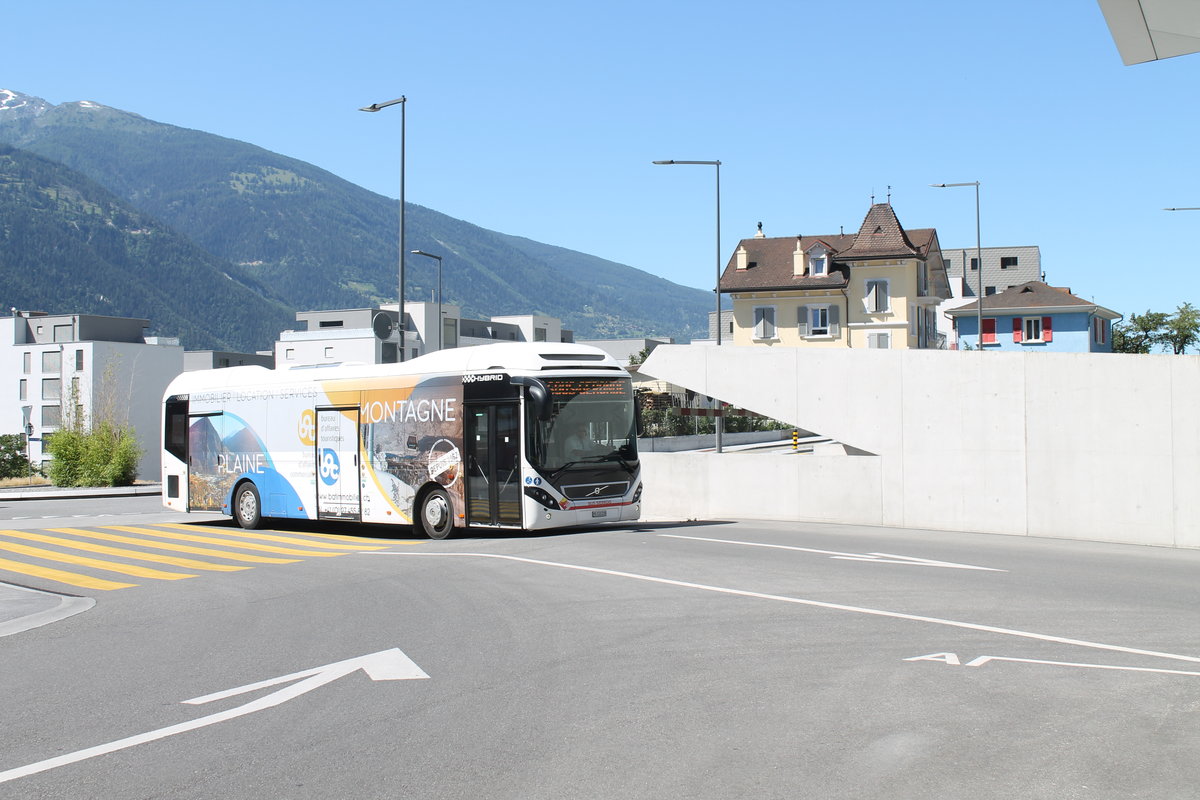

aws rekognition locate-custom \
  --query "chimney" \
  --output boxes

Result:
[754,221,765,239]
[793,237,806,277]
[735,244,749,271]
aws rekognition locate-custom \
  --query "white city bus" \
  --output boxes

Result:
[161,343,642,538]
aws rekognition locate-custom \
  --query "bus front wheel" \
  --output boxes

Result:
[418,488,454,540]
[233,482,263,530]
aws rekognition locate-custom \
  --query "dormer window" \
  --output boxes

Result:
[806,244,829,276]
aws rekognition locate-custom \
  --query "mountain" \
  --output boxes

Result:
[0,143,295,351]
[0,90,710,342]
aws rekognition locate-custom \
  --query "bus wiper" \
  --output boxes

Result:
[550,455,607,481]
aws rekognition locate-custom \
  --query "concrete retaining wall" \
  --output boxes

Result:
[639,346,1200,549]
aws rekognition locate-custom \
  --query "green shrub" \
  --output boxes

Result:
[46,421,141,487]
[0,434,31,479]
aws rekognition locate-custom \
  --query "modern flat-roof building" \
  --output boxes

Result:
[0,311,183,477]
[274,303,574,367]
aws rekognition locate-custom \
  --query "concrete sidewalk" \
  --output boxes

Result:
[0,583,94,638]
[0,483,159,634]
[0,483,161,501]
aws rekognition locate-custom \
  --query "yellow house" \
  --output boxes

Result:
[722,204,952,349]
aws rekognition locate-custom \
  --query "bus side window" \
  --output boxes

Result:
[164,397,188,463]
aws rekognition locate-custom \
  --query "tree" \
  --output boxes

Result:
[1111,310,1169,354]
[0,434,31,479]
[44,359,142,487]
[1162,303,1200,355]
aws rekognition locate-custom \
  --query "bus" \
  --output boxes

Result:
[161,342,642,538]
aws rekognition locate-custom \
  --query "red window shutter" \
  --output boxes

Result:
[982,317,996,344]
[1101,320,1106,344]
[1042,316,1053,342]
[1013,318,1023,343]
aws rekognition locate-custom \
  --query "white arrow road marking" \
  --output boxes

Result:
[660,534,1004,572]
[0,648,428,785]
[905,652,1200,678]
[964,655,1200,677]
[368,552,1200,667]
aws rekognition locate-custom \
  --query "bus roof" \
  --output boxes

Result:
[164,342,629,399]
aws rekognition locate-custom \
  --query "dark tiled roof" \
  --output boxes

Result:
[947,281,1094,314]
[720,234,856,292]
[719,207,937,294]
[836,203,923,260]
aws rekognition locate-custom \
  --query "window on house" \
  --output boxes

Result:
[868,332,890,349]
[75,349,84,371]
[909,304,918,336]
[324,347,334,359]
[970,257,979,270]
[42,351,61,372]
[811,306,829,335]
[985,286,997,296]
[1000,256,1018,269]
[535,328,547,342]
[981,318,997,344]
[53,324,72,342]
[22,352,30,374]
[810,256,826,276]
[1025,317,1041,341]
[318,320,344,328]
[865,279,889,313]
[799,305,838,337]
[42,405,61,428]
[728,321,733,335]
[1018,316,1052,343]
[19,379,27,400]
[285,349,295,360]
[42,378,61,401]
[753,306,776,340]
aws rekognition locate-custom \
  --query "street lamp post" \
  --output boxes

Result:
[931,182,983,352]
[411,250,444,351]
[360,96,407,361]
[654,159,724,453]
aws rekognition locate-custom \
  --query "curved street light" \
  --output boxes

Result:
[360,96,407,360]
[654,159,724,453]
[411,250,444,351]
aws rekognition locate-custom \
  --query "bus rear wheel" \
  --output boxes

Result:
[418,488,454,540]
[233,482,262,530]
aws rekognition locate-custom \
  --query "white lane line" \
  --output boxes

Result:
[366,551,1200,666]
[660,534,1004,572]
[963,656,1200,676]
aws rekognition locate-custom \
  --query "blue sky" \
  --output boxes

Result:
[5,0,1198,319]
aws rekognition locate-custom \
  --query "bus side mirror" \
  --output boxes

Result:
[510,376,551,421]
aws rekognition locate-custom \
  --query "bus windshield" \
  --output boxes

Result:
[527,376,638,473]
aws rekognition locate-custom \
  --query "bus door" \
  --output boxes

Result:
[315,407,362,521]
[187,412,226,512]
[465,403,521,526]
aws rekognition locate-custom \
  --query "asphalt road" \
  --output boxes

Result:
[1,497,1199,799]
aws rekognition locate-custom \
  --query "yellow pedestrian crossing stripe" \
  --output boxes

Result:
[0,556,134,591]
[0,523,407,593]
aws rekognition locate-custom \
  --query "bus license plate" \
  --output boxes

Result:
[591,510,607,518]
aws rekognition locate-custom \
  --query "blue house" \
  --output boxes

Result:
[946,282,1122,353]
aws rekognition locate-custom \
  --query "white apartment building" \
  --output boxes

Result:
[0,312,183,477]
